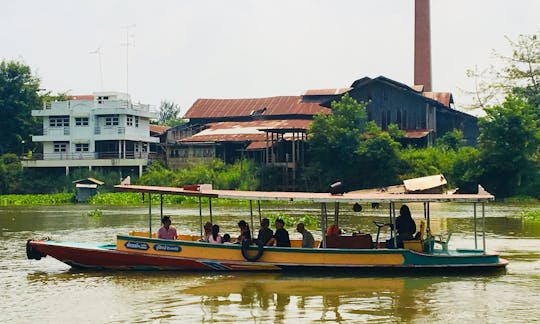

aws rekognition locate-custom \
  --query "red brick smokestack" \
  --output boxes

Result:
[414,0,432,92]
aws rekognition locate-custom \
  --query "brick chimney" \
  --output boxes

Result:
[414,0,432,92]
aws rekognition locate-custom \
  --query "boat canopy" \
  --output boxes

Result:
[114,184,494,204]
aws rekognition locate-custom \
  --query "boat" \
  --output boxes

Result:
[26,184,508,272]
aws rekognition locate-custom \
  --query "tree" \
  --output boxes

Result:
[0,60,42,155]
[305,94,402,191]
[0,153,23,194]
[478,95,540,197]
[157,100,185,126]
[466,33,540,109]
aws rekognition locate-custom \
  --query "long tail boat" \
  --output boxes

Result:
[26,184,508,272]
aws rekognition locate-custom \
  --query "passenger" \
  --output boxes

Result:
[201,221,212,242]
[236,220,252,243]
[208,224,222,244]
[326,224,340,237]
[296,223,315,248]
[256,218,274,246]
[269,219,291,247]
[387,205,417,248]
[157,216,177,240]
[222,233,234,245]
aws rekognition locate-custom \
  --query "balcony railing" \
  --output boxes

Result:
[24,151,151,161]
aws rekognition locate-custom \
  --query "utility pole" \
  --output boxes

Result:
[121,25,136,94]
[90,47,104,90]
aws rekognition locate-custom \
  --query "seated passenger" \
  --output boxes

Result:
[268,219,291,247]
[326,224,340,237]
[296,223,315,248]
[201,221,213,242]
[256,218,274,246]
[387,205,417,248]
[208,224,222,244]
[157,216,177,240]
[236,220,251,244]
[222,233,234,245]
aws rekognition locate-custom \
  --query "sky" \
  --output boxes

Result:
[1,0,539,116]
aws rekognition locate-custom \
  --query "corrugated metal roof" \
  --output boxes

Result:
[422,92,453,107]
[184,96,330,119]
[245,141,271,150]
[180,120,311,144]
[303,88,351,96]
[69,95,94,100]
[403,129,431,139]
[150,124,170,135]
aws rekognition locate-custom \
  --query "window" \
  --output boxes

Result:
[75,144,89,152]
[135,116,139,127]
[75,117,89,126]
[53,142,68,152]
[105,115,119,126]
[127,115,133,126]
[49,116,70,127]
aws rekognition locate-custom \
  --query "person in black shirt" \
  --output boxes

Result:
[256,218,274,246]
[269,218,291,247]
[387,205,416,248]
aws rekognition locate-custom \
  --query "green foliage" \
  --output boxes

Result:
[139,159,259,190]
[435,129,466,151]
[0,60,42,155]
[85,208,103,218]
[0,192,74,206]
[156,100,185,127]
[266,213,319,230]
[478,95,540,197]
[0,153,23,194]
[520,209,540,221]
[306,94,402,191]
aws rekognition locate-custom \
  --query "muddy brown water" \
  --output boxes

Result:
[1,202,539,323]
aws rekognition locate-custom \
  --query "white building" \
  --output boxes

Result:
[22,92,159,176]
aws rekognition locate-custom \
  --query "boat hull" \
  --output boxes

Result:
[27,236,508,272]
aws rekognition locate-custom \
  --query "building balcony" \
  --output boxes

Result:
[21,151,155,169]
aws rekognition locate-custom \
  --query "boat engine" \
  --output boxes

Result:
[26,240,47,260]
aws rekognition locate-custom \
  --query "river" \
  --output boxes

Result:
[1,202,540,323]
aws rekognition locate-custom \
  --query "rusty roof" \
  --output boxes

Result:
[180,120,312,144]
[422,92,453,107]
[149,124,171,135]
[403,129,431,139]
[184,96,330,119]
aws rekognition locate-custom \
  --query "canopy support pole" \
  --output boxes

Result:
[482,202,486,252]
[148,193,152,238]
[198,195,203,238]
[160,194,163,218]
[321,203,327,248]
[209,198,213,224]
[249,200,254,238]
[474,202,478,249]
[334,202,339,228]
[257,200,262,223]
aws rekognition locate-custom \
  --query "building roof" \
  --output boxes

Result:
[149,124,171,135]
[303,88,351,96]
[180,120,312,145]
[422,92,453,107]
[72,177,105,185]
[184,96,330,120]
[403,129,431,139]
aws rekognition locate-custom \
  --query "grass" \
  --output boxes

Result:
[0,193,74,206]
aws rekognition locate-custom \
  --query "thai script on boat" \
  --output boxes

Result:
[125,241,149,250]
[154,244,181,252]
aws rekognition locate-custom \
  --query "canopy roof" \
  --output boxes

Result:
[114,185,494,203]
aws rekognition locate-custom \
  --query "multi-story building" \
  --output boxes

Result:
[22,92,159,176]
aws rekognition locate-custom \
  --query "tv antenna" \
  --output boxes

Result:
[89,47,104,90]
[121,24,136,95]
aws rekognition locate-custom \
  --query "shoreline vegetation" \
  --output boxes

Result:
[1,192,538,207]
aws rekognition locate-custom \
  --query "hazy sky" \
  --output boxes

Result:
[1,1,538,115]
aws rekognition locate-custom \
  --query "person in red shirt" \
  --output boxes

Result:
[157,216,177,240]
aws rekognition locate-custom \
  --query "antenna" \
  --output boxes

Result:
[90,47,104,90]
[121,24,136,95]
